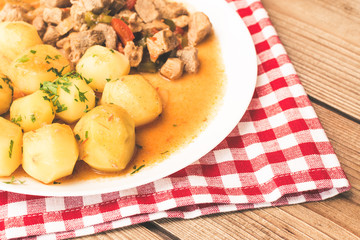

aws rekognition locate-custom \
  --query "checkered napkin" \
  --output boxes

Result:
[0,0,351,239]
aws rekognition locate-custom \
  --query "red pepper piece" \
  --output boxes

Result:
[111,18,135,45]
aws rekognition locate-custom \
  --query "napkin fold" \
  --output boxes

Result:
[0,0,350,239]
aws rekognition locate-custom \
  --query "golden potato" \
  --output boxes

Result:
[22,123,79,184]
[0,117,22,177]
[0,74,13,115]
[0,53,12,76]
[0,21,42,61]
[10,90,55,132]
[51,74,96,123]
[73,104,135,172]
[101,74,162,127]
[7,44,71,95]
[76,45,130,92]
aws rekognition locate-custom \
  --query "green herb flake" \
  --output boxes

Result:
[0,85,2,89]
[75,85,88,102]
[161,150,169,155]
[53,181,61,184]
[85,131,89,139]
[11,115,22,126]
[84,105,90,113]
[106,78,111,82]
[17,54,30,63]
[30,114,36,123]
[75,134,81,141]
[2,176,25,185]
[9,140,14,158]
[110,49,115,53]
[130,164,145,175]
[30,50,36,54]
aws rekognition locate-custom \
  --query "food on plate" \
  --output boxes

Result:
[73,104,135,172]
[22,123,79,184]
[7,44,71,95]
[10,90,55,132]
[0,21,42,61]
[0,0,224,185]
[43,72,96,123]
[0,73,13,115]
[0,117,22,177]
[76,45,130,92]
[101,74,162,127]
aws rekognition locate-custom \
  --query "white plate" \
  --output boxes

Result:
[0,0,257,196]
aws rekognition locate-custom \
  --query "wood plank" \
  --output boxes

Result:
[262,0,360,120]
[76,225,165,240]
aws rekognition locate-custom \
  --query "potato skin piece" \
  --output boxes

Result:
[0,21,42,61]
[10,90,55,132]
[101,74,162,127]
[7,44,71,95]
[0,73,13,115]
[22,123,79,184]
[0,117,22,177]
[76,45,130,92]
[73,104,135,172]
[55,76,96,124]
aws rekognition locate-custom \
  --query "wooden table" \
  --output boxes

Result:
[81,0,360,239]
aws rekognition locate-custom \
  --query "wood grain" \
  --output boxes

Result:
[80,0,360,239]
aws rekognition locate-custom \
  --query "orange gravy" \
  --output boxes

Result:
[0,1,226,184]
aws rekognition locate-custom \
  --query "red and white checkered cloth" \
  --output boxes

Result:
[0,0,351,239]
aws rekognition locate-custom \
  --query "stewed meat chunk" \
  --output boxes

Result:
[146,29,179,62]
[188,12,212,46]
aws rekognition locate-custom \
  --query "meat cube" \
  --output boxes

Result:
[40,0,71,8]
[142,20,168,35]
[32,15,47,37]
[172,15,189,28]
[93,23,117,49]
[188,12,212,46]
[153,0,188,19]
[116,10,143,32]
[109,0,126,15]
[124,41,143,67]
[69,30,105,63]
[134,0,159,23]
[70,1,87,31]
[0,3,27,22]
[43,25,61,46]
[56,17,73,35]
[80,0,112,14]
[43,7,64,25]
[176,46,200,73]
[160,58,184,80]
[146,29,179,62]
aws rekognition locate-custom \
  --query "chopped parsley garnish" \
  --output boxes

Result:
[11,115,22,126]
[47,65,68,77]
[84,77,93,85]
[9,140,14,158]
[106,78,111,82]
[53,181,61,184]
[130,164,145,175]
[30,50,36,54]
[75,134,81,141]
[75,85,88,102]
[84,105,90,113]
[161,150,169,154]
[85,131,89,139]
[30,114,36,123]
[110,49,115,53]
[3,176,25,185]
[17,55,29,63]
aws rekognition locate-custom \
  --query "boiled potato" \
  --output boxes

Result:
[101,74,162,127]
[10,90,55,132]
[73,104,135,172]
[0,21,42,61]
[54,75,96,123]
[22,123,79,184]
[76,45,130,92]
[7,44,71,95]
[0,73,13,115]
[0,117,22,177]
[0,53,12,76]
